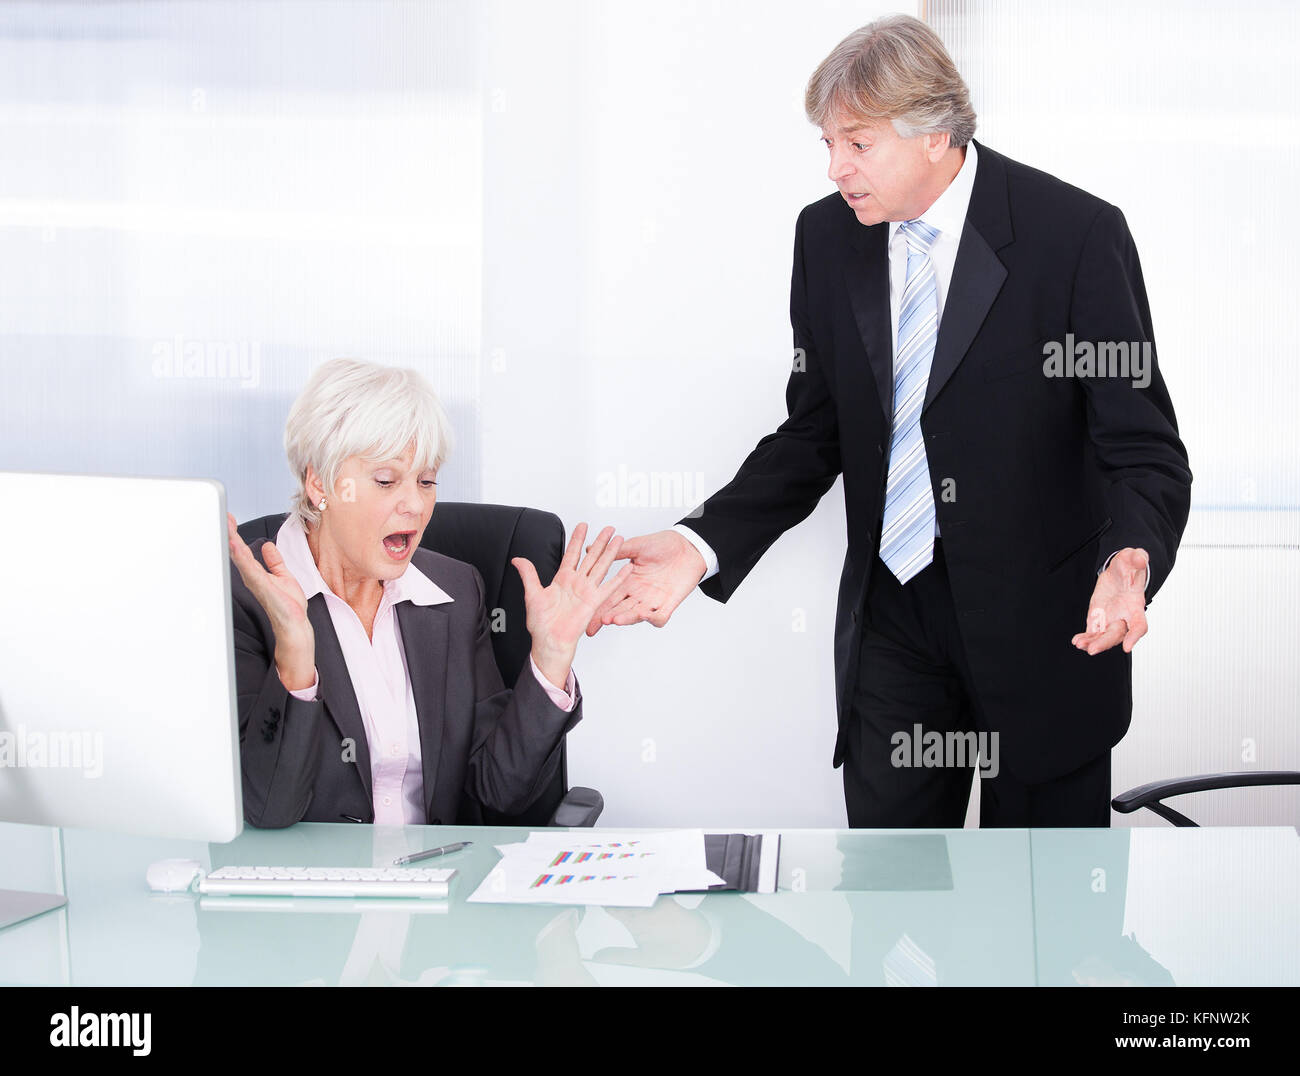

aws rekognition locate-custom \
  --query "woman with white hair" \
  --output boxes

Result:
[226,358,629,828]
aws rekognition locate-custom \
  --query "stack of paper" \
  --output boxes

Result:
[467,830,726,907]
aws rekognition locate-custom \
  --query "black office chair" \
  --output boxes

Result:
[237,503,603,828]
[1111,771,1300,826]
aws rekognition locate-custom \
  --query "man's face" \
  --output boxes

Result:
[821,114,940,226]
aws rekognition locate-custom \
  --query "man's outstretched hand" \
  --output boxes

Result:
[585,529,707,637]
[1072,547,1150,655]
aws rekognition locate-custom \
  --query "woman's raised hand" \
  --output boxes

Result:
[512,523,632,690]
[227,513,316,690]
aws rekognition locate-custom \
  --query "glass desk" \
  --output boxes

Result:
[1,823,1296,987]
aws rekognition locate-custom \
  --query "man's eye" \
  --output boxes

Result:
[420,480,437,489]
[853,143,868,152]
[375,479,393,488]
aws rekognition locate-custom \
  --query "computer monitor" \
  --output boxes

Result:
[0,471,243,929]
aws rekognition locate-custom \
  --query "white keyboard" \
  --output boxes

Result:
[198,865,455,898]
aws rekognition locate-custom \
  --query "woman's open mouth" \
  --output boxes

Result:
[382,532,415,559]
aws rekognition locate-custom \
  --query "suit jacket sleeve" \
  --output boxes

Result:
[463,567,583,815]
[1070,203,1192,599]
[678,205,843,602]
[231,571,328,829]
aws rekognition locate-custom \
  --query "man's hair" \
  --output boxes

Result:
[805,14,976,148]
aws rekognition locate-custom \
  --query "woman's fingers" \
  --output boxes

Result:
[559,523,589,574]
[226,517,310,628]
[261,540,289,578]
[588,542,628,593]
[575,525,616,578]
[227,514,271,576]
[512,556,542,601]
[227,513,251,563]
[227,521,266,588]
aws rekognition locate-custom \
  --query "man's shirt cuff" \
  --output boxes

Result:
[673,524,720,582]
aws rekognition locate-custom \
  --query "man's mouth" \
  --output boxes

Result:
[383,532,415,558]
[845,191,869,203]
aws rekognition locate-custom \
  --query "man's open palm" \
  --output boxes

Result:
[1073,547,1150,655]
[585,529,707,636]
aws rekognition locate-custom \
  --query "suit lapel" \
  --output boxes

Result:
[843,219,894,420]
[925,141,1013,410]
[841,142,1016,415]
[924,222,1006,409]
[307,593,373,801]
[395,600,449,820]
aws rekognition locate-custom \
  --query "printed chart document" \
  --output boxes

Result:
[467,830,727,907]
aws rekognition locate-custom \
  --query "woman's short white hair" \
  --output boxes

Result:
[284,358,454,530]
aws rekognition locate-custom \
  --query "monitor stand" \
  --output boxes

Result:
[0,889,66,931]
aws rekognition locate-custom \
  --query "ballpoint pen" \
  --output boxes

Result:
[394,841,473,866]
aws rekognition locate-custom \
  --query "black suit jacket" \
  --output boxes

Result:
[680,142,1192,783]
[232,540,581,827]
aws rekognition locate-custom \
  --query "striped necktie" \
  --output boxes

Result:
[879,219,941,585]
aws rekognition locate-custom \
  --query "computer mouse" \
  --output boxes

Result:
[145,858,203,893]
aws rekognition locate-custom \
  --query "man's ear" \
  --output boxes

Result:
[925,130,952,162]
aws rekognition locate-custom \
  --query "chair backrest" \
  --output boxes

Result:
[237,503,568,826]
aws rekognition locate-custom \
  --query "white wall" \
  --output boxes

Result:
[0,0,485,516]
[479,1,906,827]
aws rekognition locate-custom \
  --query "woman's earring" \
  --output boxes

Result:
[318,499,327,511]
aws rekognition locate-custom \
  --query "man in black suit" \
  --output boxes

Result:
[589,15,1191,827]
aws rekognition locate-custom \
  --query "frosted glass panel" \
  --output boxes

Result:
[928,0,1300,540]
[0,1,483,519]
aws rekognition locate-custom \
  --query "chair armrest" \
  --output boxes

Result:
[1112,771,1300,826]
[548,786,604,828]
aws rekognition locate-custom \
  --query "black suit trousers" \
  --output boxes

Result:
[842,539,1111,828]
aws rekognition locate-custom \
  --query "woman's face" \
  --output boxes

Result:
[310,444,437,582]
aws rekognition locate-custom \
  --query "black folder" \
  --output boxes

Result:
[692,832,779,893]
